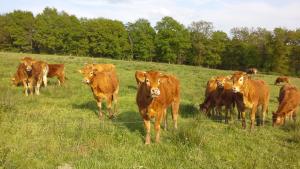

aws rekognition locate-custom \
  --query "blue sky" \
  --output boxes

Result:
[1,0,299,33]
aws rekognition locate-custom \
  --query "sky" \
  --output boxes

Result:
[1,0,299,33]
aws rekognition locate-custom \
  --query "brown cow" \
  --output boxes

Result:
[11,63,27,86]
[232,71,270,129]
[48,64,66,85]
[136,71,180,144]
[273,84,300,126]
[200,76,235,123]
[246,68,258,75]
[20,57,49,95]
[199,77,218,117]
[80,65,119,119]
[274,76,290,85]
[79,63,115,74]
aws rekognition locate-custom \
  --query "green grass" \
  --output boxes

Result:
[0,52,299,169]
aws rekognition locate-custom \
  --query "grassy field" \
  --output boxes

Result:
[0,52,299,169]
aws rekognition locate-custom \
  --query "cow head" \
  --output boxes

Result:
[216,76,231,89]
[21,57,35,72]
[272,112,284,126]
[135,71,167,98]
[232,71,248,93]
[79,63,93,74]
[80,68,97,84]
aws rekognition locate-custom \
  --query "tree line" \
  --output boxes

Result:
[1,7,299,75]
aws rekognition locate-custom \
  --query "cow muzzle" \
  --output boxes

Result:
[150,88,160,97]
[232,86,239,93]
[26,66,32,72]
[82,79,90,84]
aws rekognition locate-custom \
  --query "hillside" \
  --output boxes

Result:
[0,52,299,169]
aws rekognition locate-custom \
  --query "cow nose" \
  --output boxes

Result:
[151,88,160,96]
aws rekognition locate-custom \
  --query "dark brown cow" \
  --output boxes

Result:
[274,76,290,85]
[80,65,119,119]
[20,57,49,95]
[47,64,66,85]
[136,71,180,144]
[200,76,235,123]
[232,71,270,129]
[199,77,218,116]
[273,84,300,126]
[246,68,258,75]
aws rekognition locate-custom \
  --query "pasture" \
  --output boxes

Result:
[0,52,299,169]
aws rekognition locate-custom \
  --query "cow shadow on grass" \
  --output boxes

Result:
[179,103,199,118]
[72,100,103,117]
[112,111,144,135]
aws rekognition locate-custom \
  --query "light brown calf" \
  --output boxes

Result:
[273,84,300,126]
[20,57,49,95]
[232,71,270,129]
[136,71,180,144]
[48,64,66,85]
[80,65,119,119]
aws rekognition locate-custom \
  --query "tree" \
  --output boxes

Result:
[83,18,131,59]
[155,16,191,64]
[34,7,88,55]
[0,10,34,52]
[126,19,156,61]
[188,21,213,66]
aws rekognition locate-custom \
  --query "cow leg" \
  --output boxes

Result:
[43,74,47,87]
[250,105,258,130]
[28,81,34,95]
[163,109,168,131]
[97,100,103,119]
[241,111,246,129]
[57,78,61,86]
[225,106,230,124]
[112,91,118,116]
[155,112,163,143]
[35,81,41,95]
[171,101,179,129]
[144,119,151,144]
[23,81,29,96]
[261,104,268,126]
[106,96,114,119]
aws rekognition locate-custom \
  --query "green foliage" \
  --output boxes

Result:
[126,19,156,61]
[34,8,88,55]
[0,8,300,75]
[83,18,131,59]
[0,10,34,52]
[155,16,191,64]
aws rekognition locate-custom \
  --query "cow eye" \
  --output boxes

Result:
[146,79,149,83]
[158,79,160,83]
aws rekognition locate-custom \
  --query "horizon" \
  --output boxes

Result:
[1,0,300,33]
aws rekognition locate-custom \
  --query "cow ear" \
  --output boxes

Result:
[226,75,232,80]
[136,71,146,83]
[159,75,169,83]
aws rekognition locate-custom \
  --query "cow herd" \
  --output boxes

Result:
[11,57,300,144]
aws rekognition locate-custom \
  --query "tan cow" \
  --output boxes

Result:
[274,76,290,85]
[79,63,115,74]
[48,64,66,85]
[80,65,119,119]
[136,70,180,144]
[231,71,270,129]
[273,84,300,126]
[11,63,27,87]
[20,57,49,95]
